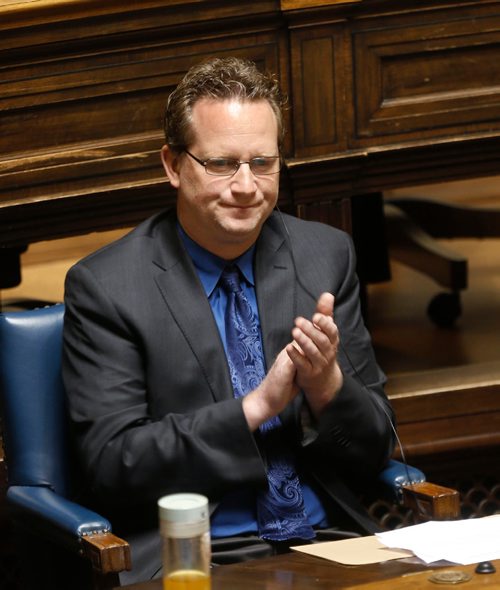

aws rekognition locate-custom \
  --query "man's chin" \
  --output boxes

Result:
[220,218,263,239]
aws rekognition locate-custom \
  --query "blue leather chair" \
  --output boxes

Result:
[0,304,130,590]
[0,304,459,589]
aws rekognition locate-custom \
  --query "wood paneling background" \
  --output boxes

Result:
[3,0,500,249]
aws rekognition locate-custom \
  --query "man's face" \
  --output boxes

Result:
[162,98,280,259]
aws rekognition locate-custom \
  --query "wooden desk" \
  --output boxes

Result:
[118,553,500,589]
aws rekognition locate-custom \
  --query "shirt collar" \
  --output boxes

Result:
[177,223,255,297]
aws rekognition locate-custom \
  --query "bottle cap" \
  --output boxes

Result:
[158,493,209,538]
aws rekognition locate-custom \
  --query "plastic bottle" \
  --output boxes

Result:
[158,493,211,590]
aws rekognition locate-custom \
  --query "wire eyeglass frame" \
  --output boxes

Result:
[184,149,281,177]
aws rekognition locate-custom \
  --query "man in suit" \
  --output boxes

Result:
[62,57,395,584]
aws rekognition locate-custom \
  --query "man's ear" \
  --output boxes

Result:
[161,145,180,189]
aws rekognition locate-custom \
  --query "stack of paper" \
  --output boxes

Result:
[376,514,500,565]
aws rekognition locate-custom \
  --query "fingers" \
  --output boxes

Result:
[270,347,298,382]
[243,349,298,432]
[288,318,338,370]
[315,292,334,317]
[287,292,339,374]
[287,292,343,415]
[293,293,338,355]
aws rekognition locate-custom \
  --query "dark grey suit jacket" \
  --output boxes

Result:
[62,209,395,583]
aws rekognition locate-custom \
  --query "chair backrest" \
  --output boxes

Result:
[0,304,69,497]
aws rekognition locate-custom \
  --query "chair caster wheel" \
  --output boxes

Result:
[427,292,462,327]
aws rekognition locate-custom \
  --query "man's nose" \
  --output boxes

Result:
[231,162,257,192]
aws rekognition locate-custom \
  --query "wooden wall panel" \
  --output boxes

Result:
[1,32,283,206]
[297,198,352,232]
[351,4,500,146]
[290,24,347,157]
[302,37,337,147]
[3,0,500,248]
[0,1,289,246]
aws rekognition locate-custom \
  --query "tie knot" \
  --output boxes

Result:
[220,265,242,293]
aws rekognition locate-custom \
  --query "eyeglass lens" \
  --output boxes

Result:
[205,157,280,176]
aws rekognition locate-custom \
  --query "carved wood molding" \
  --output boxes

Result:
[387,361,500,459]
[2,0,500,247]
[281,0,361,10]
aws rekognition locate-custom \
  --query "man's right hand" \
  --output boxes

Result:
[242,348,299,431]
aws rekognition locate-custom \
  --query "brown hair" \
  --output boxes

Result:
[164,57,286,152]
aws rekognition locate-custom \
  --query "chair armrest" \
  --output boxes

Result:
[377,460,460,521]
[377,459,426,501]
[7,485,131,574]
[401,481,461,521]
[81,532,132,576]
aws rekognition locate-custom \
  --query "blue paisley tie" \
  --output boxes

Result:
[220,265,315,541]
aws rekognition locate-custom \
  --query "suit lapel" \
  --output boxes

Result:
[255,219,296,365]
[255,216,301,427]
[152,214,233,403]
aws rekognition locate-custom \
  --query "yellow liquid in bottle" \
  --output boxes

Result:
[163,570,211,590]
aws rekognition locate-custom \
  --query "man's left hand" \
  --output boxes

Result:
[286,292,343,418]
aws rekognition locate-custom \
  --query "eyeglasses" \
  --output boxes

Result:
[184,149,281,177]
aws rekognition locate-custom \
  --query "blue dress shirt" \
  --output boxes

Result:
[177,224,329,537]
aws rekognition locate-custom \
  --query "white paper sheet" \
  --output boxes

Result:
[376,514,500,565]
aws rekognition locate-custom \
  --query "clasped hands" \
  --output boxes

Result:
[243,292,343,431]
